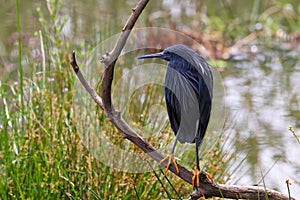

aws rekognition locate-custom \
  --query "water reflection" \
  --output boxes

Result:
[223,50,300,194]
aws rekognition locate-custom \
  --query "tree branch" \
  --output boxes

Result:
[189,184,294,200]
[70,0,295,199]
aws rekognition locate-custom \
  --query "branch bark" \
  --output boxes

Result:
[70,0,295,199]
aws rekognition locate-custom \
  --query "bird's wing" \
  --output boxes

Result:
[195,70,212,145]
[165,87,181,135]
[165,63,200,144]
[177,67,212,145]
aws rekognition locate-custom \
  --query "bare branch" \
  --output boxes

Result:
[70,51,294,200]
[190,184,294,200]
[70,51,103,108]
[70,0,295,199]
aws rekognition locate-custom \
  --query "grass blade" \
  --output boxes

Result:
[16,0,24,133]
[147,161,172,199]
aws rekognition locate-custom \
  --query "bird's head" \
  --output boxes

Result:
[137,44,195,62]
[137,44,213,98]
[137,44,210,75]
[136,49,171,61]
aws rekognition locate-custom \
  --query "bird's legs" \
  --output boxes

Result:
[158,138,179,176]
[192,143,213,188]
[158,154,179,176]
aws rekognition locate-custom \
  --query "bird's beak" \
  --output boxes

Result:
[136,52,164,59]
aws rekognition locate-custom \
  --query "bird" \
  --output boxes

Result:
[137,44,213,188]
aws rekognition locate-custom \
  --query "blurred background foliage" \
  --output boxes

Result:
[0,0,299,199]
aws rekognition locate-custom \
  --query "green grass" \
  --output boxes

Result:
[0,3,230,200]
[15,0,24,136]
[2,1,299,199]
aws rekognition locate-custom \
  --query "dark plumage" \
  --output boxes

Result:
[137,44,213,185]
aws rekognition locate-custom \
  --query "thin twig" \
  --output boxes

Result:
[70,51,103,108]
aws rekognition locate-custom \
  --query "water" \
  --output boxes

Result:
[223,50,300,194]
[1,0,299,197]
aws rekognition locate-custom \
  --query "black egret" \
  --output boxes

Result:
[137,44,213,187]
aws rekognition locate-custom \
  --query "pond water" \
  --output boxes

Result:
[1,0,299,197]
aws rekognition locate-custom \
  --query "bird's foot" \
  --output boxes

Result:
[192,169,214,188]
[158,154,179,176]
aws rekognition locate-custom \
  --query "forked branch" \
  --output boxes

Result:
[70,0,294,199]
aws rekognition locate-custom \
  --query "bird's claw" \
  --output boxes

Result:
[192,169,213,188]
[158,154,179,176]
[192,169,201,188]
